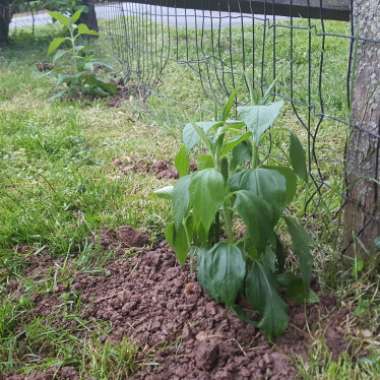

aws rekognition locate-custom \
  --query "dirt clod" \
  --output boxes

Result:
[195,341,220,370]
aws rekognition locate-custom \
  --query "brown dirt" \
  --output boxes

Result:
[6,247,55,298]
[108,80,151,107]
[74,242,338,379]
[35,63,55,72]
[5,226,350,380]
[113,157,178,180]
[4,366,79,380]
[99,225,150,253]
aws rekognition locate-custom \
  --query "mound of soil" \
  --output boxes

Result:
[113,157,178,180]
[99,225,150,253]
[5,226,348,380]
[75,244,300,379]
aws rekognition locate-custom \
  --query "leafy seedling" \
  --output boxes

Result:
[155,93,313,339]
[47,10,117,100]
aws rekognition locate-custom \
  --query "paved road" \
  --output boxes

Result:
[11,2,278,30]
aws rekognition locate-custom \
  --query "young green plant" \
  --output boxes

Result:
[47,10,117,100]
[155,94,314,339]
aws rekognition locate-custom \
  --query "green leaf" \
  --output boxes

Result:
[246,262,288,339]
[275,167,297,205]
[183,121,219,150]
[193,124,213,151]
[52,49,67,63]
[198,242,246,306]
[165,223,175,246]
[222,91,236,121]
[49,11,70,27]
[154,185,173,200]
[237,101,284,144]
[289,132,308,181]
[234,190,274,253]
[220,132,252,156]
[277,272,319,304]
[231,140,252,169]
[225,120,246,129]
[48,37,66,55]
[230,167,297,217]
[284,216,312,287]
[80,74,117,95]
[307,289,320,304]
[172,175,192,227]
[277,273,308,303]
[91,79,117,95]
[175,145,190,177]
[165,223,189,265]
[78,24,99,36]
[197,154,214,170]
[71,9,83,23]
[352,256,365,277]
[190,169,225,233]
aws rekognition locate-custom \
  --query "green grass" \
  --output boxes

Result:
[297,340,380,380]
[0,25,171,377]
[0,18,379,379]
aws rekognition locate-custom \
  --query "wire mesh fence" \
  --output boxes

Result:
[103,1,379,252]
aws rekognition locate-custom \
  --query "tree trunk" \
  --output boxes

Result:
[344,0,380,254]
[0,4,12,45]
[79,0,99,33]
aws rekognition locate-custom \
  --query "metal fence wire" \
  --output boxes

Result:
[103,1,379,250]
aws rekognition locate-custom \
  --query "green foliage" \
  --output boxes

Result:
[40,0,87,17]
[47,10,117,100]
[198,243,246,306]
[155,94,313,339]
[83,337,138,379]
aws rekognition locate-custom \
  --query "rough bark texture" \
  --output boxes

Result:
[0,3,12,45]
[79,0,99,33]
[344,0,380,253]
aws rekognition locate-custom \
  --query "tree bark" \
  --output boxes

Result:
[344,0,380,254]
[79,0,99,33]
[0,3,12,45]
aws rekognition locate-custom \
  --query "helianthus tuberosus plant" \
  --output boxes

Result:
[47,10,117,100]
[155,93,314,339]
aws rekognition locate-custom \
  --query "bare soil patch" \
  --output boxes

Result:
[4,366,79,380]
[113,157,178,180]
[107,80,153,108]
[74,242,344,380]
[4,227,349,379]
[99,225,150,253]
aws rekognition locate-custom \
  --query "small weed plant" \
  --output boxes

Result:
[47,10,117,100]
[156,93,314,339]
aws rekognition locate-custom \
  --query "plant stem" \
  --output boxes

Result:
[252,142,259,168]
[69,26,78,71]
[223,202,234,242]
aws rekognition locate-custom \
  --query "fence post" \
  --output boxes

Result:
[344,0,380,254]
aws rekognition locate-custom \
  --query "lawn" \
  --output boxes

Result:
[0,18,379,380]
